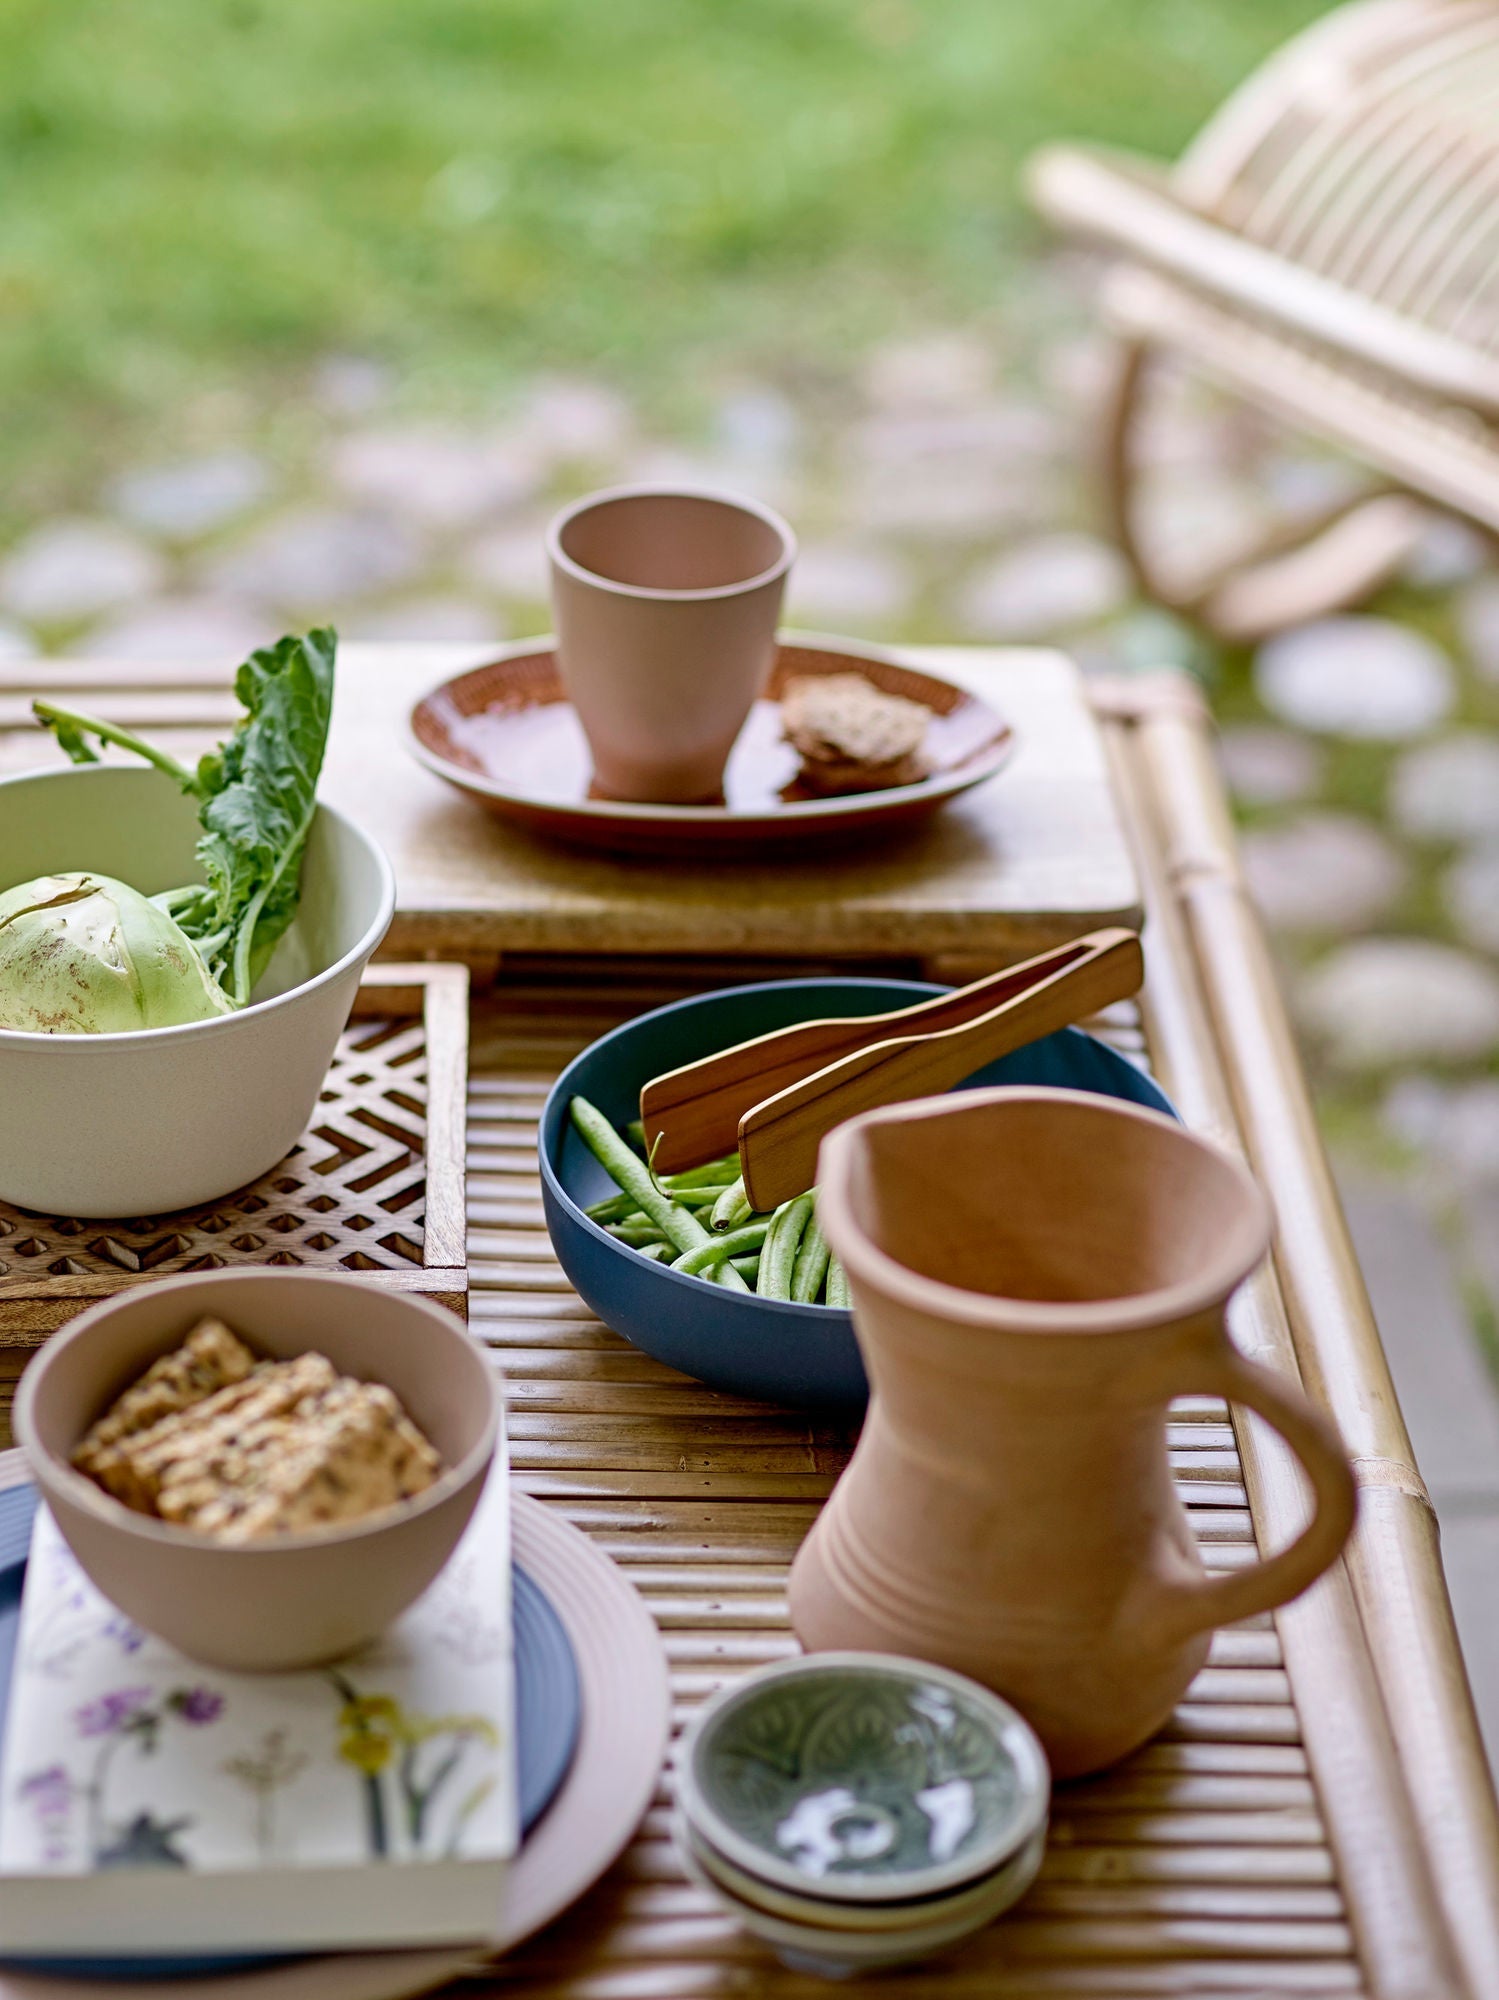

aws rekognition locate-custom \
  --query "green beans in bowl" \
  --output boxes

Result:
[566,1098,847,1308]
[539,978,1179,1408]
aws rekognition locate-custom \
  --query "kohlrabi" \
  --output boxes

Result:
[0,874,234,1032]
[7,627,336,1035]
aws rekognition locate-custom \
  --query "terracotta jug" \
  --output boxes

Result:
[789,1086,1357,1778]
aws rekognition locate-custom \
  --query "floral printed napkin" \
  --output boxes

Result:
[0,1462,514,1954]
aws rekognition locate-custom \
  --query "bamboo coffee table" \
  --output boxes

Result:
[3,645,1497,2000]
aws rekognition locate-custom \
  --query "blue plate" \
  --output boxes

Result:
[541,976,1176,1408]
[0,1484,579,1980]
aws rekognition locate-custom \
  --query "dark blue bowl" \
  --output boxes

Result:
[540,978,1174,1408]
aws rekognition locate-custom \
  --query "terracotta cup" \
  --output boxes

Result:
[789,1086,1357,1778]
[547,484,795,803]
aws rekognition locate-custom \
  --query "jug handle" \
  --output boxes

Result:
[1166,1347,1357,1636]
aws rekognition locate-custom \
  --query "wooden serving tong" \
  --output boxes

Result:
[640,926,1144,1211]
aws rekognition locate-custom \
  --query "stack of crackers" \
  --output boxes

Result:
[72,1319,442,1543]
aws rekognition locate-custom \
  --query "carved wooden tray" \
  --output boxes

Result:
[0,964,469,1442]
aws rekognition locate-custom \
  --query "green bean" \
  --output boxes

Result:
[729,1254,761,1283]
[570,1097,748,1288]
[666,1184,737,1208]
[826,1255,851,1309]
[670,1219,772,1276]
[661,1155,741,1189]
[591,1184,731,1217]
[791,1212,831,1305]
[586,1190,640,1223]
[710,1178,753,1231]
[627,1119,647,1151]
[636,1241,670,1262]
[759,1192,815,1300]
[605,1221,668,1247]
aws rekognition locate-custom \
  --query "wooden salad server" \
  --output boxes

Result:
[737,926,1143,1211]
[640,925,1142,1180]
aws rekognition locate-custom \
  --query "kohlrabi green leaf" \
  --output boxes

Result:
[33,702,198,791]
[30,627,336,1009]
[189,628,336,1004]
[0,874,233,1033]
[45,713,102,764]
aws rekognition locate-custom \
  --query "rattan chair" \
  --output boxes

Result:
[1027,0,1499,638]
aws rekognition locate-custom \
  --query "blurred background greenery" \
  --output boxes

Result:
[1,0,1322,532]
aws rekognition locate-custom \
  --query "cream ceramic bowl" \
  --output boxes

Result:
[0,764,395,1216]
[14,1269,502,1670]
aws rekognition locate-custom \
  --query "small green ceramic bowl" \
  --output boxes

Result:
[677,1811,1047,1933]
[677,1652,1050,1905]
[675,1813,1047,1976]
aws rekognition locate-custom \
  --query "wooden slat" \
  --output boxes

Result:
[400,962,472,1271]
[599,1878,1346,1919]
[466,1961,1366,1996]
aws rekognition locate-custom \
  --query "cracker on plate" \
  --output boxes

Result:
[781,673,930,794]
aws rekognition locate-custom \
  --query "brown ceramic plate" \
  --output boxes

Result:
[407,636,1014,854]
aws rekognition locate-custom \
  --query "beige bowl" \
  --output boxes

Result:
[0,764,395,1217]
[14,1270,501,1671]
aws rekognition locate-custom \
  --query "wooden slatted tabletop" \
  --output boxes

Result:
[465,964,1361,1998]
[1,650,1495,1998]
[443,677,1499,2000]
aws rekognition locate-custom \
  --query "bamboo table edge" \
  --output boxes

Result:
[1094,670,1499,2000]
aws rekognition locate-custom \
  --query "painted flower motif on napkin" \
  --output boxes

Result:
[0,1489,515,1878]
[14,1681,225,1870]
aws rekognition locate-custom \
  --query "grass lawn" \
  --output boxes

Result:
[1,0,1326,523]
